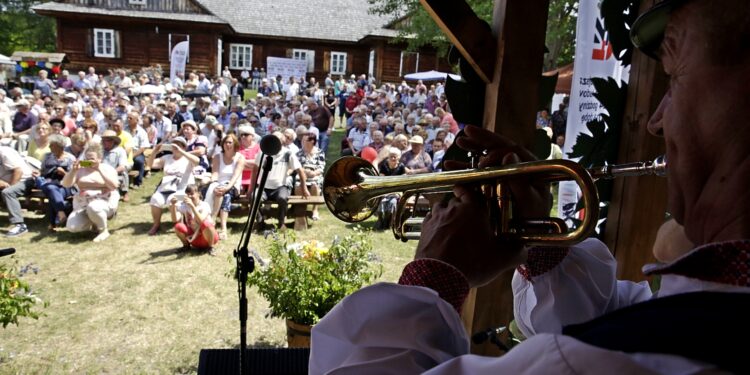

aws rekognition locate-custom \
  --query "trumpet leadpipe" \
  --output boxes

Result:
[587,155,666,180]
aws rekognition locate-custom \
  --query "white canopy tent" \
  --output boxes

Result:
[0,54,15,66]
[404,70,462,81]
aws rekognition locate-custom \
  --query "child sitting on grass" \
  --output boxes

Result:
[169,184,219,255]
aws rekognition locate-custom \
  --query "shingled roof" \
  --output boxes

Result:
[195,0,399,42]
[33,1,226,25]
[35,0,400,43]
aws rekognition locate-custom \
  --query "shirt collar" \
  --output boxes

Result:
[643,240,750,287]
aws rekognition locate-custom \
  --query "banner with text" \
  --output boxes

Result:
[170,41,189,84]
[557,0,629,225]
[266,57,307,84]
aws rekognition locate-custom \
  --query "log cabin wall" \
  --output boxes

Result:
[221,36,452,84]
[53,15,223,75]
[37,1,451,85]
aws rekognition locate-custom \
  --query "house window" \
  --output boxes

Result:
[229,44,253,69]
[330,52,347,75]
[94,28,116,58]
[293,49,315,72]
[399,51,419,77]
[128,0,146,4]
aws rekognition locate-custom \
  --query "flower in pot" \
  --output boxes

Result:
[248,229,382,347]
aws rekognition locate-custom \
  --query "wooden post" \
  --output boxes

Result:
[420,0,549,355]
[470,0,549,355]
[604,0,668,282]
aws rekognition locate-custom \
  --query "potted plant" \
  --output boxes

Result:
[248,229,382,347]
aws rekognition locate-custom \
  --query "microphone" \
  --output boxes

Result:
[259,134,281,155]
[472,326,506,344]
[0,248,16,257]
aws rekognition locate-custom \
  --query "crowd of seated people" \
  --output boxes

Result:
[0,66,472,243]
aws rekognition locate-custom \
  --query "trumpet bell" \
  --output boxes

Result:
[323,156,380,222]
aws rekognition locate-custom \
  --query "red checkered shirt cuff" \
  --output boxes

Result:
[399,259,470,313]
[516,246,570,282]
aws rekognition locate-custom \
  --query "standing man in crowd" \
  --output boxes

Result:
[307,99,333,154]
[230,78,244,107]
[311,1,750,374]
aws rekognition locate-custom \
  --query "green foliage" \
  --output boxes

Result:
[248,229,383,326]
[544,1,578,71]
[367,0,576,69]
[0,260,45,328]
[367,0,493,57]
[0,0,57,56]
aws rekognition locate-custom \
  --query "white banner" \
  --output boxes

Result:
[557,0,629,225]
[266,57,307,84]
[170,41,189,84]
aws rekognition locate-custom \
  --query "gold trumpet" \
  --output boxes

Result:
[323,156,666,245]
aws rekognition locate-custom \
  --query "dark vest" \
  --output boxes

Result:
[563,292,750,374]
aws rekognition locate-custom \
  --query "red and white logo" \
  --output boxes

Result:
[592,18,613,60]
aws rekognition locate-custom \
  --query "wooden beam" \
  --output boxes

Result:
[419,0,496,83]
[604,0,668,282]
[462,0,549,356]
[482,0,549,145]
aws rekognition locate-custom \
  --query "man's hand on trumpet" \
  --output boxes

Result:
[416,125,552,288]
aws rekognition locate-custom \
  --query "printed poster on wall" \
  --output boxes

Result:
[170,41,189,84]
[557,0,630,226]
[266,57,307,84]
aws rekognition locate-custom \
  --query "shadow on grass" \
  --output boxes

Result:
[139,246,207,264]
[221,335,283,349]
[171,363,198,375]
[115,220,158,234]
[16,216,102,245]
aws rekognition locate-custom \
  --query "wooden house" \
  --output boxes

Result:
[33,0,452,83]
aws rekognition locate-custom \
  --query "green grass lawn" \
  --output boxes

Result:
[0,128,416,373]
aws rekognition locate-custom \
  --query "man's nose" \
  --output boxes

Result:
[647,89,671,137]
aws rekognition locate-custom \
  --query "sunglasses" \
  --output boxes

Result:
[240,133,252,137]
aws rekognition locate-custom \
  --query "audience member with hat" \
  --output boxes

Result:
[100,129,130,202]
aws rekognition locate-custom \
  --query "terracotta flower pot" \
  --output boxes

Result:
[286,319,312,348]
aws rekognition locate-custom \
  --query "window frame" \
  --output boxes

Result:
[399,51,420,77]
[293,49,315,72]
[229,44,253,70]
[128,0,146,5]
[330,51,347,75]
[93,28,116,58]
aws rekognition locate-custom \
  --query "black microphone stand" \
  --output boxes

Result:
[235,152,275,375]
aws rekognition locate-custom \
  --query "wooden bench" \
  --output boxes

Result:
[260,194,326,231]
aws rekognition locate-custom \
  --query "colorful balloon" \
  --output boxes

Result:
[20,62,28,68]
[27,61,35,67]
[16,64,23,72]
[37,61,46,68]
[51,65,61,74]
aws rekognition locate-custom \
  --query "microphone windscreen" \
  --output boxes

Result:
[259,134,282,155]
[0,248,16,257]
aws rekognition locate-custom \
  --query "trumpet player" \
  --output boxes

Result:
[311,0,750,374]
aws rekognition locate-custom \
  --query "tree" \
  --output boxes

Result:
[0,0,56,56]
[367,0,577,70]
